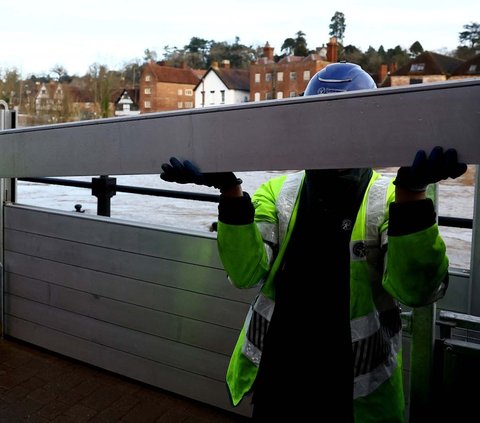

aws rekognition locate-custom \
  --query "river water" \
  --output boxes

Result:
[15,166,476,270]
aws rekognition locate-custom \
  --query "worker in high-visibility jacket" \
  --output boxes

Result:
[160,62,467,423]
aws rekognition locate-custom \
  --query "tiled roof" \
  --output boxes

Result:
[393,51,464,76]
[451,54,480,76]
[302,53,326,62]
[214,68,250,91]
[192,69,207,79]
[277,55,304,64]
[147,62,200,84]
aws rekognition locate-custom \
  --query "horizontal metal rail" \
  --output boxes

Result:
[19,177,220,203]
[18,177,471,228]
[1,79,479,177]
[438,216,473,229]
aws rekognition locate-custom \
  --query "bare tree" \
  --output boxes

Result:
[50,65,69,81]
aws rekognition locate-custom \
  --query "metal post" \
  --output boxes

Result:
[91,175,117,217]
[469,166,480,316]
[0,101,17,337]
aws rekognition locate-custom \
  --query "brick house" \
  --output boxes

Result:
[139,61,203,113]
[384,51,464,87]
[194,60,249,107]
[249,37,337,101]
[449,54,480,80]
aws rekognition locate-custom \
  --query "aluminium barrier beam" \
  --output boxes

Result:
[0,79,478,178]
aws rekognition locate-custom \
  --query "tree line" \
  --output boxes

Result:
[0,14,478,124]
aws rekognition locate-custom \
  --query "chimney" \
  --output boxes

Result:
[326,37,338,63]
[263,42,274,61]
[211,61,219,69]
[389,63,397,74]
[221,59,231,69]
[379,64,388,82]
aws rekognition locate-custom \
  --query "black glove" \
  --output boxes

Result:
[160,157,242,191]
[394,146,467,192]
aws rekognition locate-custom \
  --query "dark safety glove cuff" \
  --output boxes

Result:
[393,167,428,192]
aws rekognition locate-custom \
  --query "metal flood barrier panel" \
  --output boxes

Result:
[2,204,256,416]
[0,79,478,177]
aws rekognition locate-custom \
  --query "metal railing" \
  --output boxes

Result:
[19,177,473,230]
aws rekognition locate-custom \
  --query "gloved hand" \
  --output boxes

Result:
[394,146,467,192]
[160,157,242,191]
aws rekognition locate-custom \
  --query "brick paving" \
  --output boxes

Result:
[0,337,251,422]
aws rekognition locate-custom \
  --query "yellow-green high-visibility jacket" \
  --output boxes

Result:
[217,170,448,423]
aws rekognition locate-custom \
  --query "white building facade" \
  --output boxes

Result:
[194,63,249,108]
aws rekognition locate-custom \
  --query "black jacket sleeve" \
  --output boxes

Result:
[218,192,255,225]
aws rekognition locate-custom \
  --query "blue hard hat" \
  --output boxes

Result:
[304,62,376,95]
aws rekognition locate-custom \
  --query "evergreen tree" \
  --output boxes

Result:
[459,22,480,48]
[329,11,346,43]
[409,41,424,57]
[281,31,309,56]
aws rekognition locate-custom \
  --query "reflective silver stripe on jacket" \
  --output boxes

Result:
[350,176,390,262]
[353,310,402,399]
[242,293,275,366]
[350,310,380,343]
[256,221,278,266]
[366,176,390,245]
[241,173,303,366]
[276,172,304,245]
[351,309,402,398]
[349,176,402,398]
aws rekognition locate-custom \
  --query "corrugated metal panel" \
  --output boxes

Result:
[3,205,256,416]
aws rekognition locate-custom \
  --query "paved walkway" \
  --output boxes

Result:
[0,337,251,422]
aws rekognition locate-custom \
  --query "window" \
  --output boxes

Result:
[303,70,311,80]
[144,87,151,95]
[254,92,260,101]
[468,64,477,74]
[277,72,283,82]
[255,73,260,83]
[410,78,423,84]
[184,101,193,108]
[145,74,151,82]
[144,100,151,108]
[185,89,193,96]
[178,102,183,108]
[220,90,225,103]
[210,90,215,104]
[265,73,272,82]
[265,92,273,100]
[289,91,296,97]
[410,63,425,72]
[178,89,183,95]
[276,92,284,99]
[201,91,205,106]
[290,72,297,81]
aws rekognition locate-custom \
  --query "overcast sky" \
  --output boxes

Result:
[0,0,478,77]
